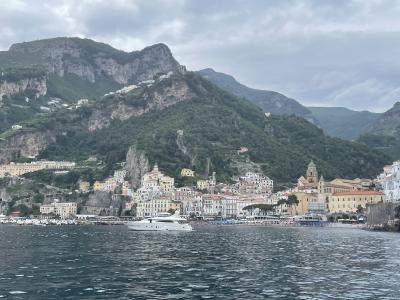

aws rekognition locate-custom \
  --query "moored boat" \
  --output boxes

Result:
[293,214,328,227]
[126,213,193,231]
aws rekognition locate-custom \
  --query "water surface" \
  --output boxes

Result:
[0,225,399,299]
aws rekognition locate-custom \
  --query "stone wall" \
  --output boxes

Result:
[366,202,400,231]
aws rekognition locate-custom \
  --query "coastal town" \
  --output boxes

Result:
[0,158,399,229]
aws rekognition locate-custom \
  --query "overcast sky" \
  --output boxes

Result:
[1,0,400,112]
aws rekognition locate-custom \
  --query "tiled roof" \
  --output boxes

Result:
[332,191,384,196]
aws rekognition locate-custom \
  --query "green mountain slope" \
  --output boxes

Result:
[358,102,400,160]
[0,37,183,133]
[308,107,381,140]
[197,68,318,124]
[1,72,389,187]
[0,38,390,187]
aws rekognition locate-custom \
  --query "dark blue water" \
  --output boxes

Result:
[0,225,399,299]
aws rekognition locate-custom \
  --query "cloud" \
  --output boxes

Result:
[0,0,399,112]
[327,79,400,112]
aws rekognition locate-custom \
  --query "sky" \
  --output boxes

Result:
[1,0,400,112]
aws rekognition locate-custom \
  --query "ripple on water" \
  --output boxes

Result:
[0,225,400,299]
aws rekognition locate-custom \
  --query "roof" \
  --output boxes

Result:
[332,191,384,196]
[308,160,316,168]
[324,183,355,188]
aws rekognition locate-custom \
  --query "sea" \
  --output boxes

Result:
[0,224,399,299]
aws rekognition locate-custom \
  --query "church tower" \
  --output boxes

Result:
[306,160,318,183]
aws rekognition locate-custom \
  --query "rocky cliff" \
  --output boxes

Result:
[0,131,56,163]
[87,73,194,131]
[124,146,150,189]
[366,202,400,231]
[0,76,47,99]
[0,38,390,186]
[81,191,125,216]
[9,38,184,85]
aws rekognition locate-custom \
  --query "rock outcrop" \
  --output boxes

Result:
[366,202,400,231]
[0,131,56,163]
[0,76,47,99]
[87,74,194,131]
[81,191,123,216]
[176,129,196,166]
[124,146,150,189]
[9,38,184,84]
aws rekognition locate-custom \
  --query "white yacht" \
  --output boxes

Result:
[126,213,193,231]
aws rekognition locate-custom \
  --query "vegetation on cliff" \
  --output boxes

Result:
[19,72,388,187]
[358,102,400,160]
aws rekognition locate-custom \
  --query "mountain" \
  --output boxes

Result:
[0,45,390,189]
[0,37,184,132]
[358,102,400,160]
[308,107,381,140]
[197,68,318,124]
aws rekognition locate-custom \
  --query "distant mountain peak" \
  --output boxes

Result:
[385,101,400,115]
[197,68,318,124]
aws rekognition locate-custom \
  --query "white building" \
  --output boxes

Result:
[0,160,75,177]
[40,201,77,219]
[103,178,118,192]
[137,185,161,201]
[378,161,400,202]
[139,164,175,197]
[181,195,203,217]
[202,195,223,217]
[221,196,239,218]
[236,172,273,194]
[11,124,22,130]
[113,169,127,183]
[136,198,180,218]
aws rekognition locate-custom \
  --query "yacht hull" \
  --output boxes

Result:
[127,221,192,231]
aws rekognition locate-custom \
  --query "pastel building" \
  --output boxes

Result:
[289,192,320,216]
[197,180,209,191]
[377,161,400,203]
[0,160,75,177]
[328,191,384,214]
[79,181,90,192]
[181,168,195,177]
[237,172,273,194]
[136,198,181,218]
[181,195,203,217]
[40,201,77,219]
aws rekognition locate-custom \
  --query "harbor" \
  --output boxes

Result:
[0,213,366,229]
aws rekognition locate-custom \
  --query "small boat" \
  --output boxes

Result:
[294,214,328,227]
[126,213,193,231]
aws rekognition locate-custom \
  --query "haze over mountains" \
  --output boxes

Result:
[0,37,396,187]
[197,68,318,125]
[358,102,400,159]
[308,107,381,140]
[196,68,395,142]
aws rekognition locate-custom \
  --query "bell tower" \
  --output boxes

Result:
[306,160,318,183]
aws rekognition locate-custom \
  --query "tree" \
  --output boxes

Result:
[243,204,274,216]
[287,194,299,207]
[276,198,287,215]
[255,204,275,215]
[243,205,256,216]
[277,199,287,206]
[356,205,364,214]
[167,208,176,215]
